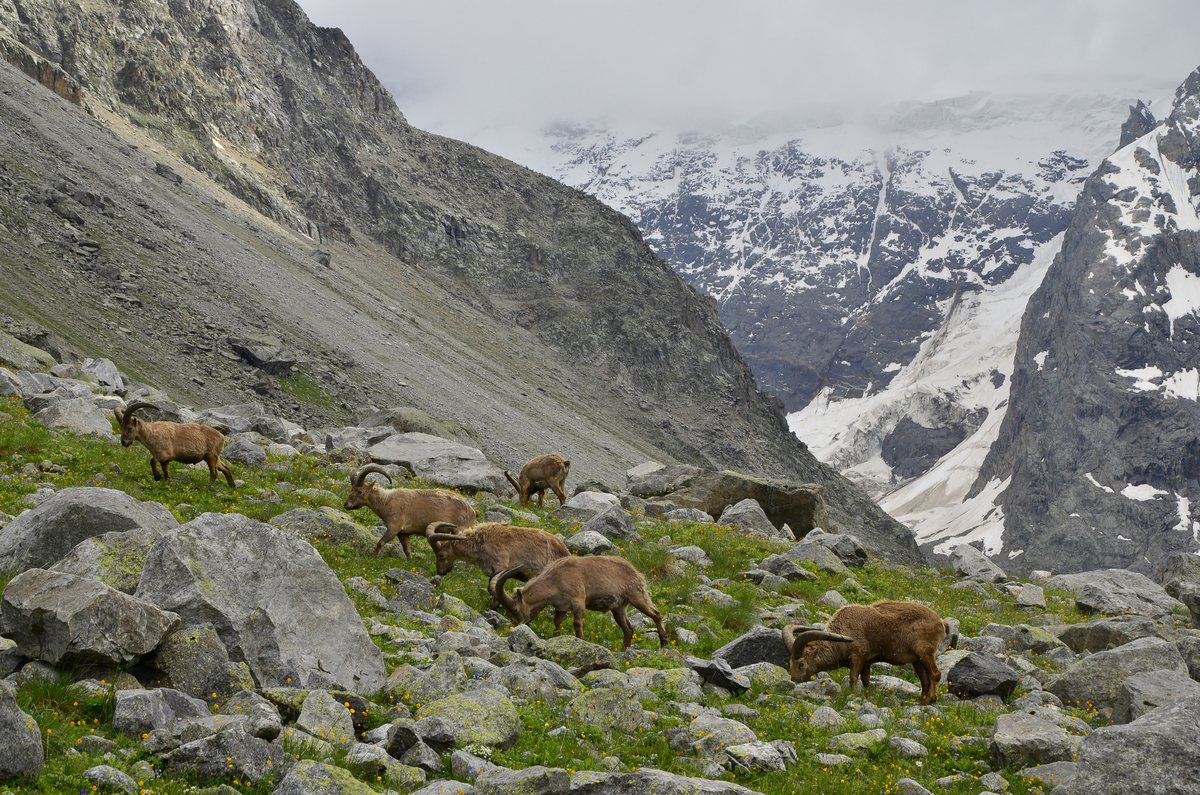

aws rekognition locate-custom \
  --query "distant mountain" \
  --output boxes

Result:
[467,91,1148,554]
[977,66,1200,573]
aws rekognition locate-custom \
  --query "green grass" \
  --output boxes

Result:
[276,370,339,411]
[0,397,1098,794]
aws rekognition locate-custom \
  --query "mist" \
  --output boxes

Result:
[296,0,1199,139]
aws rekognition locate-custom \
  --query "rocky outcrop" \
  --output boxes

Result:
[0,681,42,783]
[976,66,1200,573]
[0,487,177,572]
[134,513,385,691]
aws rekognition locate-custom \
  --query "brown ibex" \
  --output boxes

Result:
[425,522,569,579]
[114,402,235,488]
[504,453,570,508]
[343,464,476,558]
[783,600,950,704]
[490,556,668,650]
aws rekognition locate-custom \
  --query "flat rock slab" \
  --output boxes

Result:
[0,569,179,666]
[1046,637,1187,711]
[135,512,385,692]
[1046,569,1184,618]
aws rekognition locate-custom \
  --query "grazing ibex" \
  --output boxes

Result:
[783,600,950,704]
[504,453,570,508]
[425,521,569,579]
[114,402,235,488]
[343,464,476,558]
[490,556,668,650]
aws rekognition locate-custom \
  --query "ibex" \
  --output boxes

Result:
[490,556,668,650]
[504,453,570,508]
[783,600,950,704]
[343,464,476,558]
[424,521,569,579]
[114,402,235,488]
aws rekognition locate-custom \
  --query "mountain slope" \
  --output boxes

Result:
[0,0,917,560]
[976,66,1200,573]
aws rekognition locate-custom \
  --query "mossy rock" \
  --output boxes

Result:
[567,686,651,734]
[274,760,375,795]
[417,687,519,748]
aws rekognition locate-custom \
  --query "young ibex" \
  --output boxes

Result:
[343,464,476,558]
[490,556,668,650]
[425,521,569,578]
[115,402,235,488]
[783,600,950,704]
[504,453,570,508]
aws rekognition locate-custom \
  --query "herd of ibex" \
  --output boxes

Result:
[109,402,950,701]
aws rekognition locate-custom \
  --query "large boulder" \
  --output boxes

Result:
[1046,569,1184,618]
[227,336,297,375]
[112,687,210,736]
[989,712,1079,768]
[801,528,869,567]
[273,760,376,795]
[711,625,789,670]
[1050,615,1170,654]
[567,686,650,734]
[688,714,756,757]
[149,624,254,700]
[1046,637,1187,711]
[717,499,784,539]
[570,768,759,794]
[578,505,637,541]
[0,488,177,572]
[1114,669,1200,724]
[161,723,289,783]
[270,507,379,552]
[34,397,115,438]
[366,432,507,493]
[51,526,170,594]
[949,544,1007,583]
[0,681,42,783]
[1058,695,1200,795]
[0,330,54,371]
[416,687,520,748]
[779,541,849,576]
[0,569,179,666]
[1155,552,1200,598]
[555,491,622,523]
[134,513,385,692]
[944,652,1021,700]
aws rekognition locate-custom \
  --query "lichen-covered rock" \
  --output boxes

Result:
[989,712,1079,768]
[828,728,887,754]
[1046,570,1184,618]
[341,743,426,789]
[273,759,376,795]
[0,569,179,666]
[780,541,849,575]
[474,765,570,795]
[1114,669,1200,724]
[270,507,380,552]
[717,498,783,539]
[1046,637,1187,710]
[724,740,790,772]
[569,767,759,794]
[83,765,137,794]
[1051,615,1170,653]
[50,526,170,594]
[112,688,210,737]
[568,687,650,734]
[417,687,520,748]
[1057,694,1200,795]
[536,635,618,672]
[579,505,637,541]
[150,623,254,700]
[801,528,869,567]
[218,691,282,741]
[565,530,614,555]
[0,487,176,572]
[0,681,42,783]
[161,723,289,782]
[34,397,115,439]
[688,714,756,757]
[297,690,355,743]
[134,512,385,691]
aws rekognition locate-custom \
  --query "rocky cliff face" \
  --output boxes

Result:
[0,0,917,559]
[976,68,1200,573]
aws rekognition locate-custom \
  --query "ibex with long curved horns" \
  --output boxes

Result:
[114,401,234,488]
[343,464,476,558]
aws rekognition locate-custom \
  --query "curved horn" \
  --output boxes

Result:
[784,625,855,656]
[120,401,157,428]
[424,522,460,536]
[353,464,393,487]
[503,470,521,493]
[489,567,520,613]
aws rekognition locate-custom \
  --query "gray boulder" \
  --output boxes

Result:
[711,625,789,670]
[0,681,42,783]
[81,357,124,391]
[724,740,791,772]
[227,337,297,375]
[367,432,507,493]
[717,498,783,539]
[273,760,376,795]
[567,686,650,734]
[1046,637,1187,711]
[218,691,282,740]
[979,623,1067,654]
[801,528,869,567]
[149,623,253,700]
[297,690,355,743]
[757,554,817,581]
[579,505,637,541]
[949,544,1007,583]
[1058,694,1200,795]
[1051,615,1170,653]
[51,525,170,593]
[134,512,385,691]
[780,542,849,575]
[34,397,114,439]
[0,332,54,371]
[1155,551,1200,598]
[416,687,520,748]
[569,768,759,794]
[945,653,1020,700]
[113,688,210,736]
[1114,669,1200,724]
[83,765,137,794]
[663,508,713,524]
[221,434,267,465]
[566,530,615,555]
[475,766,570,795]
[412,783,480,795]
[0,487,177,572]
[0,636,20,677]
[689,714,756,757]
[1017,761,1079,788]
[270,507,379,552]
[989,712,1079,768]
[1046,569,1184,617]
[556,491,622,522]
[161,723,289,782]
[0,569,179,666]
[1178,582,1200,626]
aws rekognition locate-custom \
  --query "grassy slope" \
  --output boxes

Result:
[0,397,1096,794]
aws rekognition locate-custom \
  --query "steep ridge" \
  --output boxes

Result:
[977,66,1200,573]
[0,0,917,559]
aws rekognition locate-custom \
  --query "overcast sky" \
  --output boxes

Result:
[298,1,1199,139]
